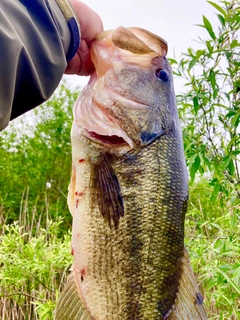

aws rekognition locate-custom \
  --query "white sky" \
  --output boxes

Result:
[64,0,221,93]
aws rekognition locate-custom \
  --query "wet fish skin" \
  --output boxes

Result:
[54,26,207,320]
[89,44,177,149]
[108,132,188,319]
[77,28,187,318]
[67,126,188,319]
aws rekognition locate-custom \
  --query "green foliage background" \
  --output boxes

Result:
[0,85,76,319]
[0,1,239,319]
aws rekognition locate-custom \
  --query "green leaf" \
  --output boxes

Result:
[224,92,231,101]
[200,154,212,170]
[227,136,238,152]
[226,110,236,118]
[206,40,213,54]
[225,51,232,59]
[196,50,206,59]
[188,58,198,70]
[188,153,197,168]
[210,177,218,186]
[193,96,199,114]
[222,156,231,169]
[198,164,204,174]
[187,48,194,56]
[228,159,235,176]
[207,1,227,18]
[168,58,178,65]
[190,155,201,181]
[202,15,216,40]
[209,69,217,91]
[210,183,220,202]
[173,70,182,77]
[230,39,239,49]
[213,89,219,100]
[216,268,240,295]
[231,112,240,127]
[217,14,226,27]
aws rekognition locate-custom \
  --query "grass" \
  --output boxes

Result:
[185,180,240,319]
[0,192,73,320]
[0,179,239,319]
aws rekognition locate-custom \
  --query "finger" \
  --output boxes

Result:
[65,1,103,75]
[70,1,103,43]
[65,39,94,76]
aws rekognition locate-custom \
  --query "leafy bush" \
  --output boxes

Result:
[0,217,72,320]
[172,2,240,317]
[0,84,78,230]
[186,179,240,319]
[0,84,77,319]
[172,0,240,200]
[1,180,239,320]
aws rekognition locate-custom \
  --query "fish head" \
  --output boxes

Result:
[74,26,179,154]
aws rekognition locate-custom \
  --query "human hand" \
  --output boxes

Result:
[65,0,103,76]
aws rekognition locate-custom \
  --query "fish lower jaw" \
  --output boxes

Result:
[88,131,127,145]
[82,128,134,151]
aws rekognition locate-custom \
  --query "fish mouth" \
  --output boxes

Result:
[87,131,127,146]
[73,71,137,150]
[74,27,171,150]
[84,126,171,149]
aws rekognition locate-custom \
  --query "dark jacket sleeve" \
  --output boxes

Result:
[0,0,80,130]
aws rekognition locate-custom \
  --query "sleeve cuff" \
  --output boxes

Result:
[54,0,80,62]
[66,16,80,61]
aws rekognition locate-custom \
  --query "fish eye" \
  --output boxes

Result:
[155,69,169,82]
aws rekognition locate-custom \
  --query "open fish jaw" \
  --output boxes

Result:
[73,26,174,151]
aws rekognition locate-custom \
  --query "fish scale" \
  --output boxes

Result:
[113,131,187,319]
[55,26,208,320]
[67,130,187,319]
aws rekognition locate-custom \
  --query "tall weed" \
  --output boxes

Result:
[186,179,240,319]
[0,207,72,320]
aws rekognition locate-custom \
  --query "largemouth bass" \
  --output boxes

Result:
[55,27,207,320]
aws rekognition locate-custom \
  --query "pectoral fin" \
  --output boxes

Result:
[91,155,124,228]
[54,272,90,320]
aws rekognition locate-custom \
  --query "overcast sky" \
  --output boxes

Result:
[64,0,221,92]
